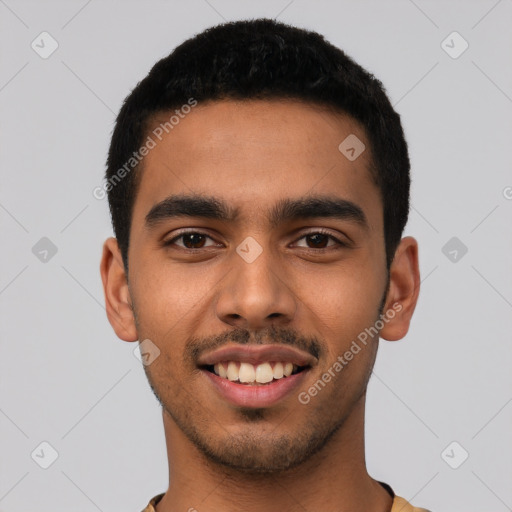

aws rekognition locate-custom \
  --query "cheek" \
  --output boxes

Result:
[298,261,383,351]
[131,258,216,327]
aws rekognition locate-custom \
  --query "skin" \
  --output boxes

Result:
[100,99,420,512]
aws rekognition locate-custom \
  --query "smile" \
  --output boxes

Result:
[197,344,316,407]
[206,361,305,384]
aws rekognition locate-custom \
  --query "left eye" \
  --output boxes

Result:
[294,232,344,249]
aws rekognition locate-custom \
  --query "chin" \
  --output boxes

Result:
[184,422,337,475]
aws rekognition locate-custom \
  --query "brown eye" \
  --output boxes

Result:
[294,231,346,250]
[305,233,330,248]
[181,233,207,249]
[164,231,218,249]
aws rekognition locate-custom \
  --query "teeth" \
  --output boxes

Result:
[211,361,302,384]
[214,363,228,378]
[227,361,239,381]
[273,362,284,379]
[283,362,293,377]
[255,362,273,383]
[218,362,227,378]
[239,362,256,383]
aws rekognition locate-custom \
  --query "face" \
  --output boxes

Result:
[101,99,419,474]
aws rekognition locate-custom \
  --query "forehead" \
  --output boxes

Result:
[132,99,382,230]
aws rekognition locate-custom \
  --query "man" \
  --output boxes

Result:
[100,18,429,512]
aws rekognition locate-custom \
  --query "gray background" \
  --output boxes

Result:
[1,0,511,510]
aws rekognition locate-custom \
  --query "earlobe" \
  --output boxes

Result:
[99,237,139,342]
[379,236,420,342]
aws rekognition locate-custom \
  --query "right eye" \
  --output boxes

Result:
[163,231,221,250]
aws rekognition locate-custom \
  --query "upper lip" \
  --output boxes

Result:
[197,344,317,367]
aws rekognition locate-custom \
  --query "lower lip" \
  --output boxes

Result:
[201,369,309,408]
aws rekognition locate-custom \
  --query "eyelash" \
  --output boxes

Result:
[163,229,349,251]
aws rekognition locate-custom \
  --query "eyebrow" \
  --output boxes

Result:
[145,194,369,231]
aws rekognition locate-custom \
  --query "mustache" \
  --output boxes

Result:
[185,325,322,363]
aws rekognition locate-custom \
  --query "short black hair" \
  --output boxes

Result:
[105,18,410,272]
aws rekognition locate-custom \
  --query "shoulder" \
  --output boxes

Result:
[140,492,165,512]
[392,495,432,512]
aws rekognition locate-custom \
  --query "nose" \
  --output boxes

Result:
[215,242,298,331]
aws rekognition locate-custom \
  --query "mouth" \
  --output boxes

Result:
[197,345,316,408]
[201,361,308,385]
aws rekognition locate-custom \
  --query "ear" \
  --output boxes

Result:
[99,237,138,342]
[379,236,420,341]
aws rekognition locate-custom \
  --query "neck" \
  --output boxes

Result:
[155,395,392,512]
